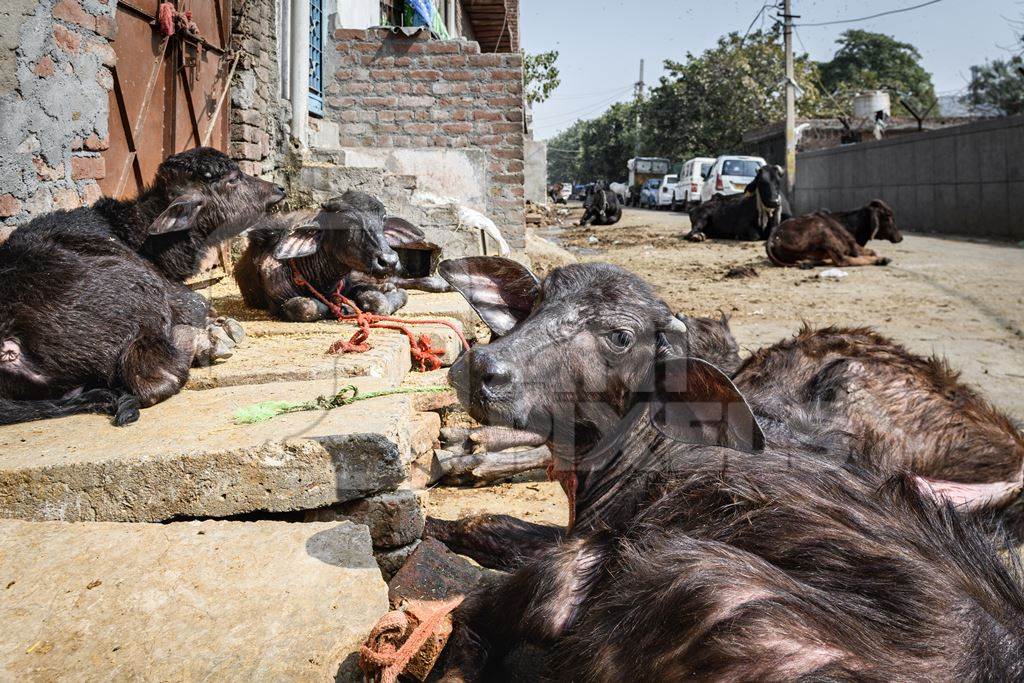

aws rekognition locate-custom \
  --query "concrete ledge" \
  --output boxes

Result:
[0,519,386,681]
[188,327,412,390]
[0,377,416,522]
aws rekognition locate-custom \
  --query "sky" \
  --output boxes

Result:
[521,0,1022,140]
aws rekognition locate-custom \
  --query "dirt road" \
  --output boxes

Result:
[428,205,1024,528]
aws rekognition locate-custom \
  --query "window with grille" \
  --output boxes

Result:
[308,0,324,117]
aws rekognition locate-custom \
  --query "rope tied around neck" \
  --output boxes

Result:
[288,260,470,372]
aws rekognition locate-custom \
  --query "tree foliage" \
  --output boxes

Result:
[963,18,1024,116]
[642,30,825,165]
[819,30,937,116]
[524,51,561,106]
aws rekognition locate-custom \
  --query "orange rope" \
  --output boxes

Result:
[358,597,464,683]
[288,261,470,372]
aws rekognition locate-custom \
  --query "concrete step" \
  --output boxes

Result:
[0,376,421,522]
[402,291,484,344]
[187,326,413,390]
[0,518,386,681]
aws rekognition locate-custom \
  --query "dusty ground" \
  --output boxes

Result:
[428,204,1024,527]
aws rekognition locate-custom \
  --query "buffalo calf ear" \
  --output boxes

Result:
[383,217,426,248]
[149,194,205,234]
[439,256,541,337]
[650,356,765,453]
[273,226,324,260]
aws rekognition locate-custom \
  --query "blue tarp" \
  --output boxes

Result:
[406,0,433,26]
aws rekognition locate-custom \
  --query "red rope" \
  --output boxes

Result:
[358,597,464,683]
[289,260,470,372]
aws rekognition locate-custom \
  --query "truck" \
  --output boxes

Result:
[626,157,671,206]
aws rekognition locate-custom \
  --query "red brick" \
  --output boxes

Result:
[404,123,435,135]
[70,155,105,179]
[95,15,116,39]
[408,69,441,81]
[33,56,55,77]
[333,28,367,40]
[473,110,502,122]
[80,182,102,205]
[53,0,95,30]
[52,187,82,210]
[444,70,475,81]
[53,25,81,53]
[0,194,22,217]
[441,122,472,135]
[424,41,460,55]
[491,122,522,134]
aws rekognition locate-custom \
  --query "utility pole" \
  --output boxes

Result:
[782,0,797,195]
[634,59,644,159]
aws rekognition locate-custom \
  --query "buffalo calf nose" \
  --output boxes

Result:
[375,252,399,273]
[478,356,514,397]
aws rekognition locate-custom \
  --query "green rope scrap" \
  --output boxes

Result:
[233,384,449,424]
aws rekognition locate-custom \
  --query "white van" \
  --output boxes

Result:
[700,155,768,204]
[672,157,715,211]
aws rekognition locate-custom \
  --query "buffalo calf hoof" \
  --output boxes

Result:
[282,297,327,322]
[192,318,245,367]
[213,316,246,344]
[356,290,392,314]
[686,233,706,243]
[876,257,892,266]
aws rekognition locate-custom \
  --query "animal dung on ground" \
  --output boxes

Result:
[724,264,759,279]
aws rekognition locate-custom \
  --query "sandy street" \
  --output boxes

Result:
[428,204,1024,528]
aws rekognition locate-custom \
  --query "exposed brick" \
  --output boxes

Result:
[95,14,116,39]
[80,182,102,205]
[441,122,472,135]
[53,25,82,53]
[333,28,367,40]
[70,155,105,180]
[0,195,22,218]
[33,56,55,78]
[52,187,82,210]
[53,0,95,31]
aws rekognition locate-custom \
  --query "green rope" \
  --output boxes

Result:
[233,384,449,424]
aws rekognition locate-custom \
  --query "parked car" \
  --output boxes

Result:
[672,157,715,211]
[700,155,767,203]
[639,178,662,209]
[654,174,678,210]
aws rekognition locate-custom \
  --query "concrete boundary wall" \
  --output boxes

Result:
[793,114,1024,240]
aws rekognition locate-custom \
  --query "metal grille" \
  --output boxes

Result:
[308,0,324,117]
[380,0,398,25]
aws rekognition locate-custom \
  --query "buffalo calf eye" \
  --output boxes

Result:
[608,329,634,350]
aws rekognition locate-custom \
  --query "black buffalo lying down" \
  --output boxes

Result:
[685,164,791,241]
[579,185,622,227]
[429,257,1024,681]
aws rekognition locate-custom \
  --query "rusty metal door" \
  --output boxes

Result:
[101,0,233,199]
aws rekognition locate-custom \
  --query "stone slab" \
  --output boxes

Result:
[187,327,412,390]
[306,489,427,549]
[375,540,421,581]
[388,537,483,606]
[0,519,386,681]
[0,377,416,522]
[401,291,483,343]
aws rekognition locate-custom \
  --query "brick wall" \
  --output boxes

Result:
[0,0,116,230]
[325,28,525,247]
[229,0,286,177]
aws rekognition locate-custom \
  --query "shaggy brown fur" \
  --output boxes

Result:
[735,326,1024,506]
[439,360,1024,681]
[766,212,892,268]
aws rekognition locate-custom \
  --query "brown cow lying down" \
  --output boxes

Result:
[766,201,901,268]
[429,259,1024,679]
[735,325,1024,511]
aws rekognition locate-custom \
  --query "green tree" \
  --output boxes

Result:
[819,30,937,117]
[965,57,1024,116]
[963,19,1024,116]
[642,30,825,163]
[524,51,561,107]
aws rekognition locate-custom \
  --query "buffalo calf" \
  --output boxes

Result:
[234,191,427,320]
[0,148,283,425]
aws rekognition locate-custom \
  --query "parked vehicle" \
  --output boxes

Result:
[672,157,715,211]
[627,157,671,206]
[655,174,678,209]
[700,155,767,204]
[639,178,662,209]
